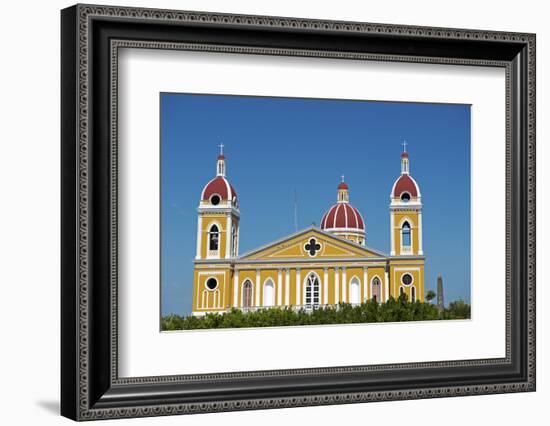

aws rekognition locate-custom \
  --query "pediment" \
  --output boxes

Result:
[238,227,386,261]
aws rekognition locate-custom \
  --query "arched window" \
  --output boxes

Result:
[350,277,360,305]
[411,286,416,303]
[263,279,275,307]
[399,286,405,298]
[402,221,411,248]
[242,280,252,309]
[305,273,320,308]
[208,224,219,252]
[371,277,381,302]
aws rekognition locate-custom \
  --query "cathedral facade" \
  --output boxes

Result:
[191,147,425,316]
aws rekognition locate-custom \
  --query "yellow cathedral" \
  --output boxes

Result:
[192,145,425,316]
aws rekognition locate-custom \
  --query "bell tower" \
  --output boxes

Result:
[196,144,240,260]
[390,142,423,256]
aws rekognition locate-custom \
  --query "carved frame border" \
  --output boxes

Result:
[61,3,536,421]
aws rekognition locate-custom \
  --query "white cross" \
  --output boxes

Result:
[218,143,224,155]
[341,174,345,183]
[402,140,408,152]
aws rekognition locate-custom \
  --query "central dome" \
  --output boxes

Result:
[320,178,366,245]
[321,203,364,231]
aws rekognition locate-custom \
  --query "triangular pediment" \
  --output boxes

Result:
[238,227,386,261]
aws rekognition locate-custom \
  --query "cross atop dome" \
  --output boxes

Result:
[337,176,349,202]
[402,140,408,152]
[216,143,226,176]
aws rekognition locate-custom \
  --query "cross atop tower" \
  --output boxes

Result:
[218,143,225,156]
[341,174,345,183]
[402,140,408,153]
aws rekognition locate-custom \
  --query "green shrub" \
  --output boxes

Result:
[161,296,469,331]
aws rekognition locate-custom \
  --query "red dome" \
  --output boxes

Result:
[338,182,349,190]
[401,151,409,159]
[321,203,364,230]
[392,174,419,197]
[201,176,237,201]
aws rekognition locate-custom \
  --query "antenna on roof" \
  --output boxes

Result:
[294,189,298,233]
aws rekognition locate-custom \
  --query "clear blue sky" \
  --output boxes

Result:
[161,93,471,316]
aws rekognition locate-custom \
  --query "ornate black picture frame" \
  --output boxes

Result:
[61,4,536,421]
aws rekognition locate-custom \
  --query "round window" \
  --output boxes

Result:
[210,194,221,205]
[401,273,413,286]
[206,278,218,290]
[400,192,411,202]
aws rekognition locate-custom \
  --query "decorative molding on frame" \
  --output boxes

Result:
[67,4,535,421]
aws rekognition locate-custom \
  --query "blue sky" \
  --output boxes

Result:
[161,93,471,316]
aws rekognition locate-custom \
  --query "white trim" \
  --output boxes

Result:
[390,213,395,256]
[343,203,349,228]
[195,215,203,259]
[332,204,341,229]
[277,269,282,306]
[322,226,366,234]
[255,269,260,307]
[284,269,290,305]
[418,211,423,255]
[320,212,325,228]
[334,267,340,304]
[225,215,232,258]
[233,270,239,307]
[408,174,422,197]
[350,206,363,230]
[384,270,390,302]
[295,268,301,306]
[342,267,347,302]
[323,268,329,305]
[222,176,231,199]
[363,267,368,301]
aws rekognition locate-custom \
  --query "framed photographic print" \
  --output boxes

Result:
[61,4,536,421]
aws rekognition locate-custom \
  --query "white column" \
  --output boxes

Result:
[233,270,239,307]
[295,268,301,307]
[334,267,340,304]
[363,267,368,302]
[323,268,329,305]
[342,267,347,303]
[277,269,282,306]
[418,211,423,255]
[225,215,232,258]
[390,212,395,256]
[255,269,261,307]
[384,269,390,302]
[195,215,203,259]
[236,224,240,256]
[285,269,290,306]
